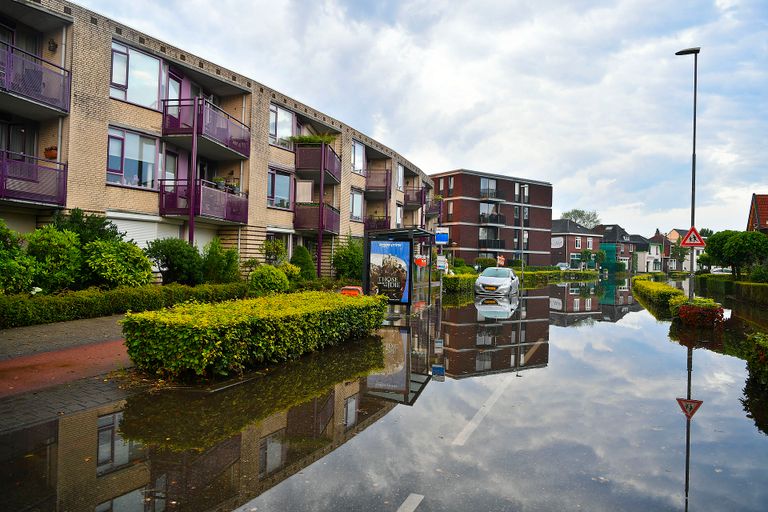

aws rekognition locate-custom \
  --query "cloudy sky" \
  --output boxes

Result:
[79,0,767,236]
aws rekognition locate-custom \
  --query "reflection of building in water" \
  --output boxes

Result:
[438,288,550,379]
[2,362,399,511]
[598,278,643,322]
[548,282,603,327]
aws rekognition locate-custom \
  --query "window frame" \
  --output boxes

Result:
[575,237,582,249]
[351,140,366,175]
[109,41,162,110]
[397,163,404,191]
[106,127,158,190]
[110,42,128,91]
[269,104,295,150]
[267,168,292,210]
[349,188,364,221]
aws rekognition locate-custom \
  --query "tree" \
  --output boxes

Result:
[290,245,317,280]
[670,240,688,271]
[594,250,606,272]
[145,238,203,285]
[723,231,768,278]
[260,238,287,265]
[580,249,593,269]
[699,228,714,238]
[703,230,738,267]
[561,209,600,229]
[333,238,364,279]
[696,251,713,271]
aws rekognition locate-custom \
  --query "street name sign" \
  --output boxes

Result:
[680,227,706,248]
[676,398,703,419]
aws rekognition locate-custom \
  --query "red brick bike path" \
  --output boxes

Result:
[0,338,130,398]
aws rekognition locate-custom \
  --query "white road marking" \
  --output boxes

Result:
[452,375,514,446]
[396,493,424,512]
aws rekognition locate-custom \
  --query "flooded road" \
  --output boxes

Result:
[2,280,767,511]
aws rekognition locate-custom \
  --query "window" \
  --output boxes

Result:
[569,253,580,268]
[479,202,494,215]
[344,395,358,428]
[620,243,625,253]
[269,104,294,149]
[573,298,580,312]
[439,178,444,191]
[267,170,291,209]
[515,182,520,201]
[479,227,497,240]
[585,298,592,311]
[259,431,285,478]
[447,201,453,221]
[480,177,496,197]
[523,207,529,221]
[523,230,529,249]
[351,140,365,174]
[110,42,162,109]
[164,151,177,180]
[397,163,404,190]
[97,412,145,475]
[575,237,582,249]
[476,351,492,372]
[448,176,454,195]
[587,237,593,250]
[350,189,363,221]
[396,204,403,227]
[106,128,157,188]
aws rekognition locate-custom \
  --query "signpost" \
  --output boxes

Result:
[677,398,703,419]
[435,227,449,245]
[680,227,706,248]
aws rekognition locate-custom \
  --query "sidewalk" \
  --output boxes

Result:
[0,315,129,398]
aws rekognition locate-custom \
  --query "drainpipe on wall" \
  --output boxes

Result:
[188,97,198,245]
[317,144,325,277]
[57,25,66,165]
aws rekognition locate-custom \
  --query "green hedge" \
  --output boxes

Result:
[443,274,475,293]
[122,292,387,379]
[120,335,383,452]
[521,270,598,287]
[632,276,685,313]
[0,282,250,329]
[733,281,768,306]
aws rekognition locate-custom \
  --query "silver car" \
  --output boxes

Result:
[474,267,519,296]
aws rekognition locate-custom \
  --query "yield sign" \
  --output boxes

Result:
[680,226,706,248]
[677,398,703,419]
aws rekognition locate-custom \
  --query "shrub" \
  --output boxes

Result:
[52,208,125,245]
[84,240,153,288]
[261,238,287,265]
[145,238,203,285]
[733,281,768,306]
[290,277,359,292]
[333,238,364,279]
[453,257,466,267]
[749,264,768,284]
[26,226,81,292]
[632,276,685,311]
[474,257,497,270]
[677,303,724,328]
[444,274,475,294]
[744,333,768,386]
[453,265,477,275]
[202,238,240,283]
[0,282,251,329]
[290,245,317,280]
[249,264,289,294]
[0,220,38,294]
[121,292,388,379]
[278,261,302,281]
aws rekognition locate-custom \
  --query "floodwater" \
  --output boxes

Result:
[2,279,768,511]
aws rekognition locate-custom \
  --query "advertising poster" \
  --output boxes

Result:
[369,240,412,304]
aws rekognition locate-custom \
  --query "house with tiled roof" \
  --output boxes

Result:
[630,234,662,273]
[593,224,634,272]
[747,194,768,234]
[550,219,603,268]
[649,229,672,272]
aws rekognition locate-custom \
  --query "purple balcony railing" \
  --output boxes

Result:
[295,143,341,183]
[0,151,67,206]
[404,187,425,207]
[366,169,391,192]
[364,216,390,231]
[159,179,248,224]
[0,42,71,112]
[425,200,441,217]
[294,203,340,234]
[162,98,250,158]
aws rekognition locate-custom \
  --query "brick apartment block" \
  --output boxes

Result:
[0,0,438,276]
[431,169,553,266]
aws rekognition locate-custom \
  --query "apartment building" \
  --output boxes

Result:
[0,0,436,276]
[431,169,552,266]
[550,218,603,268]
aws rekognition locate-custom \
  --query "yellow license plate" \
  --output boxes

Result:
[482,299,498,305]
[483,285,497,291]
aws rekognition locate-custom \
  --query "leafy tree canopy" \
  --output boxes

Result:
[561,209,600,229]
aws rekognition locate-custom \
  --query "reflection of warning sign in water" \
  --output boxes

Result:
[676,398,703,419]
[680,227,706,248]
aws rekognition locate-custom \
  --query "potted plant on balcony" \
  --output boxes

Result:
[212,176,226,190]
[44,146,57,159]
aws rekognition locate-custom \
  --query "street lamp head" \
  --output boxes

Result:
[675,47,701,56]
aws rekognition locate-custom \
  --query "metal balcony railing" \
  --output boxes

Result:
[0,151,67,206]
[478,239,505,249]
[0,42,71,112]
[425,200,441,217]
[294,202,340,234]
[162,98,250,158]
[365,169,391,192]
[404,187,425,207]
[480,188,503,200]
[479,213,506,224]
[159,179,248,224]
[295,143,341,183]
[364,216,390,231]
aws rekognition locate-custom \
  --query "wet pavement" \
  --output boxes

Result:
[1,280,768,511]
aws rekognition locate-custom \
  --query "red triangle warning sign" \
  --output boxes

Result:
[677,398,703,419]
[680,227,706,248]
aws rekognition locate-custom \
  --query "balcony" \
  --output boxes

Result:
[403,187,425,210]
[479,213,506,225]
[365,216,390,231]
[161,99,250,160]
[294,143,341,184]
[294,203,340,234]
[159,179,248,224]
[0,42,71,118]
[480,188,504,202]
[0,151,67,207]
[425,201,441,217]
[365,169,390,199]
[479,239,505,249]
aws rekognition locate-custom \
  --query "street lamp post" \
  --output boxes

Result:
[676,46,700,301]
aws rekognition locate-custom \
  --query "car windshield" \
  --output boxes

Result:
[480,267,510,278]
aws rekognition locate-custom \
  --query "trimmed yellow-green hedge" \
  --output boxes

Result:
[122,291,387,379]
[632,276,685,313]
[521,270,598,288]
[443,274,475,294]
